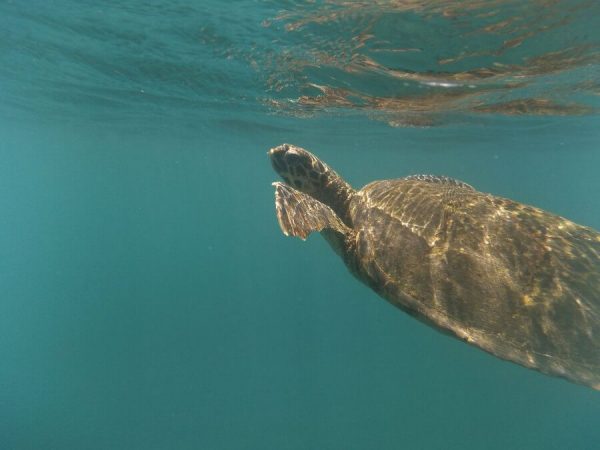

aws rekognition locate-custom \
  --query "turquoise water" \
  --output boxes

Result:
[1,1,600,449]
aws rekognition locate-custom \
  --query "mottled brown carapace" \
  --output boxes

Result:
[270,144,600,390]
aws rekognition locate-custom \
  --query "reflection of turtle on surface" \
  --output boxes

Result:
[269,143,600,390]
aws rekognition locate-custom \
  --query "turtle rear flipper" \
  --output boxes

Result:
[273,182,350,240]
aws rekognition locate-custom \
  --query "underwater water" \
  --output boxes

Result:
[1,1,600,449]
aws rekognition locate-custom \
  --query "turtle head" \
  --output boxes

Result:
[269,143,355,225]
[268,144,328,196]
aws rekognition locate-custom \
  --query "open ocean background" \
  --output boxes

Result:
[1,1,600,449]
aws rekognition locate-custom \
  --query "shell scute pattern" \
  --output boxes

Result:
[350,177,600,388]
[402,174,475,191]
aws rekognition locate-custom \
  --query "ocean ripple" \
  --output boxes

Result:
[264,0,600,126]
[1,0,599,127]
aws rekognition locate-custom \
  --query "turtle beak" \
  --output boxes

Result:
[268,143,290,158]
[268,144,292,175]
[268,143,305,164]
[269,143,314,182]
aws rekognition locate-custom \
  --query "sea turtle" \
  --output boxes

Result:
[269,143,600,390]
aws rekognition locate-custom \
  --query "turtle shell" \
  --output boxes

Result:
[349,176,600,389]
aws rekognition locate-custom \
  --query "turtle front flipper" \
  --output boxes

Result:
[273,182,350,241]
